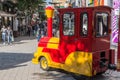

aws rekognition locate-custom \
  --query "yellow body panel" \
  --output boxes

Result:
[32,48,52,65]
[32,46,93,76]
[49,51,92,76]
[47,37,59,49]
[64,52,92,76]
[32,47,44,64]
[48,37,59,43]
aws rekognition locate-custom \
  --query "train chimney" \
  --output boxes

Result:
[45,6,54,37]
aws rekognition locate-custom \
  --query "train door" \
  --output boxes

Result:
[77,8,93,51]
[58,9,77,62]
[59,9,77,41]
[92,10,110,51]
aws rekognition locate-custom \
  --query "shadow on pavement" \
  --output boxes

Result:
[32,71,74,80]
[32,70,120,80]
[0,52,33,70]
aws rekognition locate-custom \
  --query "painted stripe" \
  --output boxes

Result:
[38,37,51,47]
[48,37,59,43]
[112,28,118,33]
[112,33,118,42]
[47,37,60,49]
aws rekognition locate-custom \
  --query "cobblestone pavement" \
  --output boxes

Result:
[0,36,120,80]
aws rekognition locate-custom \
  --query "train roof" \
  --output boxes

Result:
[58,6,112,12]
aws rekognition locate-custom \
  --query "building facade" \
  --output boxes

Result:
[52,0,66,8]
[0,0,17,28]
[0,0,18,38]
[66,0,113,7]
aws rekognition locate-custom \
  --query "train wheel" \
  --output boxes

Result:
[72,74,90,80]
[40,57,50,71]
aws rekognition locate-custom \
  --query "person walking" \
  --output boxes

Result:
[39,21,45,37]
[27,24,31,37]
[36,27,41,41]
[6,26,13,45]
[1,25,7,45]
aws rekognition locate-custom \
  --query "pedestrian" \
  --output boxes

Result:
[6,26,13,45]
[27,24,31,37]
[32,25,35,36]
[36,27,41,41]
[52,22,57,36]
[39,21,45,37]
[1,25,7,45]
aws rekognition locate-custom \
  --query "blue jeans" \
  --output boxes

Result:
[37,34,41,42]
[2,33,6,43]
[7,35,12,44]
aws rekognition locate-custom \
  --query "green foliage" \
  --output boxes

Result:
[41,14,47,21]
[17,0,45,11]
[16,0,46,22]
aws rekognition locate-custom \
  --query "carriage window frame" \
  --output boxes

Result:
[80,12,88,37]
[63,12,75,36]
[53,14,60,37]
[95,12,109,37]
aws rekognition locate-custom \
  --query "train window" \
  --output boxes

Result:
[53,14,59,37]
[80,13,88,37]
[95,13,108,37]
[63,12,75,36]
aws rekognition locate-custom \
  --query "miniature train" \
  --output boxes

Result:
[32,6,120,79]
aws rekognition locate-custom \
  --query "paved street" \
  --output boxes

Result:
[0,36,120,80]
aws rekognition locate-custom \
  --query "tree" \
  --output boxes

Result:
[16,0,46,25]
[17,0,45,12]
[16,0,46,22]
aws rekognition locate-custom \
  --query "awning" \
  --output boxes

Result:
[0,11,16,17]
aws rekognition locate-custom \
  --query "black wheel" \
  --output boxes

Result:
[96,71,106,76]
[39,57,50,71]
[72,74,91,80]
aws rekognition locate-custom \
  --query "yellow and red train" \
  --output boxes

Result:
[32,6,120,78]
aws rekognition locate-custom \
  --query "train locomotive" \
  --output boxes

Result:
[32,6,120,79]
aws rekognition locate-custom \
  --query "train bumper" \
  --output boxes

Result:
[32,52,39,64]
[32,58,39,64]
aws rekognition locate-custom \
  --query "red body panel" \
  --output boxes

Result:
[38,37,50,47]
[118,15,120,56]
[93,50,110,73]
[118,15,120,71]
[109,49,115,64]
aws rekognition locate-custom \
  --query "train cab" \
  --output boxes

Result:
[32,6,116,77]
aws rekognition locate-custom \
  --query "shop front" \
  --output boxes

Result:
[0,11,16,41]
